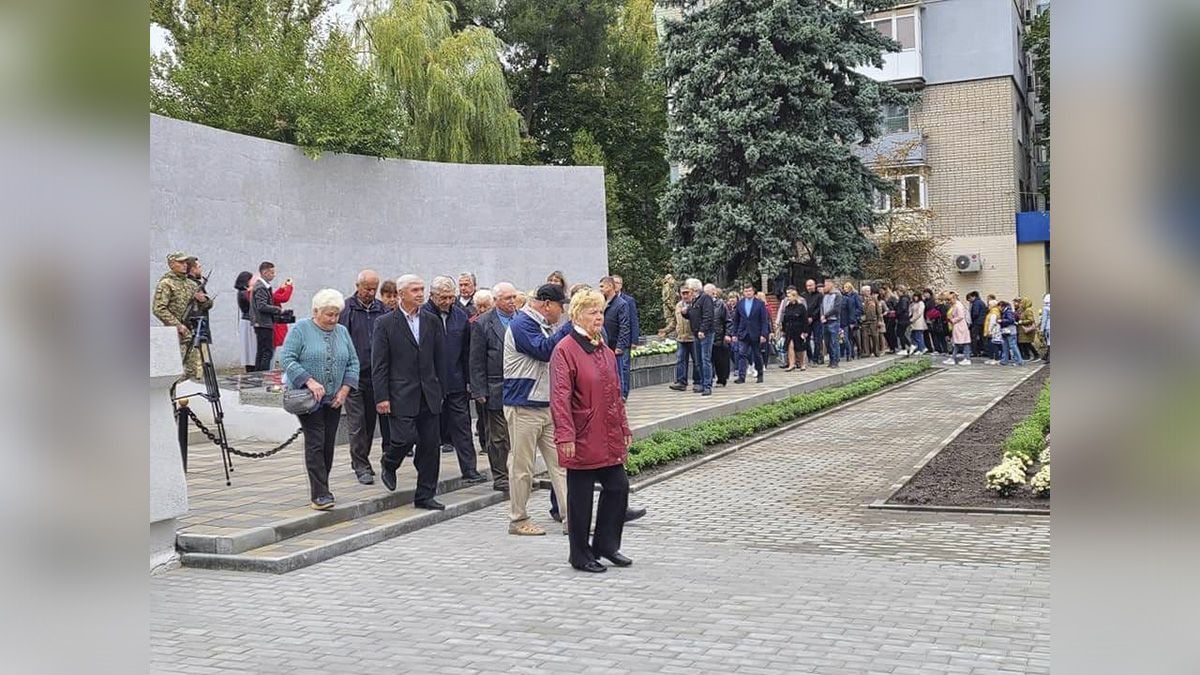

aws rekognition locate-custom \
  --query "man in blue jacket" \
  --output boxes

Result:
[425,276,487,484]
[967,291,988,357]
[840,282,863,362]
[600,276,634,400]
[614,275,640,347]
[731,283,771,383]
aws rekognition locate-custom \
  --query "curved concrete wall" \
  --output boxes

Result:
[150,114,609,368]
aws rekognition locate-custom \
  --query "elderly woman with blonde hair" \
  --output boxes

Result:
[549,289,634,573]
[279,289,360,510]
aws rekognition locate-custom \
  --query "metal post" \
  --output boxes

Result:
[176,398,190,473]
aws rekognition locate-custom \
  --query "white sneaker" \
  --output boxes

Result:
[961,359,972,365]
[942,358,955,365]
[984,359,998,365]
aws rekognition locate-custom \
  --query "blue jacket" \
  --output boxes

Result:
[970,297,988,327]
[423,300,471,394]
[338,294,387,374]
[621,292,640,345]
[731,297,771,342]
[502,307,572,407]
[841,291,863,326]
[603,294,633,352]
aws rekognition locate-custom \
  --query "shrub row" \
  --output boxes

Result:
[986,379,1051,497]
[625,358,932,476]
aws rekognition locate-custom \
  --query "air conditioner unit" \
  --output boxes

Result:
[954,253,982,273]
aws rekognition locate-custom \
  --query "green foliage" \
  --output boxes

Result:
[658,0,908,282]
[362,0,522,163]
[151,0,405,158]
[1001,381,1050,466]
[626,358,931,475]
[1025,9,1050,200]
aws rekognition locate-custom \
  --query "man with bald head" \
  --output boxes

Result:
[339,269,389,484]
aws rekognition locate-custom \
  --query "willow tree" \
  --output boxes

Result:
[360,0,522,163]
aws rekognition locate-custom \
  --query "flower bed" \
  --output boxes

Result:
[888,368,1050,510]
[631,339,677,358]
[985,381,1050,497]
[625,358,931,476]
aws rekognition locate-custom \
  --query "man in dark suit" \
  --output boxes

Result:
[470,282,517,493]
[613,275,640,348]
[707,283,733,386]
[372,274,447,510]
[249,261,282,371]
[426,276,487,485]
[731,283,771,383]
[456,273,478,317]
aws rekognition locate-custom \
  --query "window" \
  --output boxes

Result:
[864,13,917,51]
[881,103,909,133]
[876,174,926,212]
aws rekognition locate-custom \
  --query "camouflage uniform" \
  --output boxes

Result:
[153,252,212,381]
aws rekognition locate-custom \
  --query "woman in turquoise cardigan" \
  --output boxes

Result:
[279,289,360,510]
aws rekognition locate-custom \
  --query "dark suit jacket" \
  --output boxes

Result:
[423,300,471,395]
[249,280,281,328]
[469,309,508,411]
[371,308,445,416]
[683,292,715,336]
[602,294,633,352]
[712,300,733,343]
[731,297,771,342]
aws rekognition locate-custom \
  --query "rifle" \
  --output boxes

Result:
[183,269,213,350]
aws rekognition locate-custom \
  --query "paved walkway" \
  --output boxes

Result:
[180,355,901,539]
[152,364,1048,674]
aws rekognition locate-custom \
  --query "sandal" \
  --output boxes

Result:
[508,521,546,536]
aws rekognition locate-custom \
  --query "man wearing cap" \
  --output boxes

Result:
[502,283,573,536]
[153,251,212,382]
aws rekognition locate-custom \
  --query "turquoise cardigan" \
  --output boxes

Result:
[279,318,360,402]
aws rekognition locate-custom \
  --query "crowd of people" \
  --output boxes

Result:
[234,267,644,573]
[657,277,1050,388]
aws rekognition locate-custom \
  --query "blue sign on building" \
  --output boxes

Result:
[1016,211,1050,243]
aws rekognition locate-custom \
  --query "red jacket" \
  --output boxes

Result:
[550,330,632,470]
[272,284,294,347]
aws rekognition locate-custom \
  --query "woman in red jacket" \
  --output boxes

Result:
[550,288,634,573]
[271,278,295,352]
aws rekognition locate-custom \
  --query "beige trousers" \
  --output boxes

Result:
[504,406,568,524]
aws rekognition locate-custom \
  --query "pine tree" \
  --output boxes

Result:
[659,0,907,282]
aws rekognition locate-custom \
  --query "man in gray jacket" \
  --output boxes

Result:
[819,279,844,369]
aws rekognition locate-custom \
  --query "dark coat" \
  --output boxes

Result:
[249,279,281,328]
[549,331,632,470]
[371,308,445,416]
[802,290,823,333]
[423,300,471,394]
[970,297,988,327]
[683,291,715,336]
[457,296,476,317]
[895,294,912,326]
[469,308,509,411]
[842,291,863,325]
[711,299,733,342]
[338,294,387,373]
[602,293,633,352]
[731,297,771,342]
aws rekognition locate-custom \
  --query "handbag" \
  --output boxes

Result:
[283,387,320,416]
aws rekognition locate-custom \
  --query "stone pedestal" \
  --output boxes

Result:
[150,327,188,572]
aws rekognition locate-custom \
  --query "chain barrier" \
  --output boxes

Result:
[183,407,303,459]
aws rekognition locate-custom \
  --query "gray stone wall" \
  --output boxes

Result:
[150,115,609,368]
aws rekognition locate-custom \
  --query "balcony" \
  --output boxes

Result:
[853,8,924,86]
[852,130,927,169]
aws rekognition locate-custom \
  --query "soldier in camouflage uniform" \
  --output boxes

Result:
[153,251,213,381]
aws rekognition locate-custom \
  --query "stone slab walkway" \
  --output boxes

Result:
[152,364,1048,674]
[179,355,904,541]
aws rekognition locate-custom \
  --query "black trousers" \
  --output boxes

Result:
[346,373,390,476]
[297,405,340,501]
[884,318,898,351]
[440,391,479,477]
[896,323,911,350]
[566,464,629,567]
[970,324,985,356]
[475,400,488,453]
[712,342,731,384]
[383,396,441,502]
[484,407,509,489]
[253,327,275,371]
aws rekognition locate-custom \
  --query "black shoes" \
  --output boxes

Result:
[550,510,563,523]
[692,386,703,393]
[624,505,647,522]
[573,560,607,573]
[463,472,488,484]
[756,374,764,383]
[310,495,335,511]
[734,378,745,384]
[595,550,633,567]
[701,390,712,396]
[380,467,397,491]
[414,498,446,510]
[356,471,375,486]
[668,383,687,391]
[440,443,455,454]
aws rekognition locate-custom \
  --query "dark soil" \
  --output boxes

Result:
[889,368,1050,509]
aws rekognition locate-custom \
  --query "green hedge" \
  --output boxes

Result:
[1001,380,1050,465]
[625,358,932,475]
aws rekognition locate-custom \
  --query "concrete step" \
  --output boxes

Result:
[177,473,495,555]
[180,485,505,574]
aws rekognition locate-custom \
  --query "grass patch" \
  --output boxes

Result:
[625,358,932,475]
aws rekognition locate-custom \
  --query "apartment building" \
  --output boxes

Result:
[853,0,1047,301]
